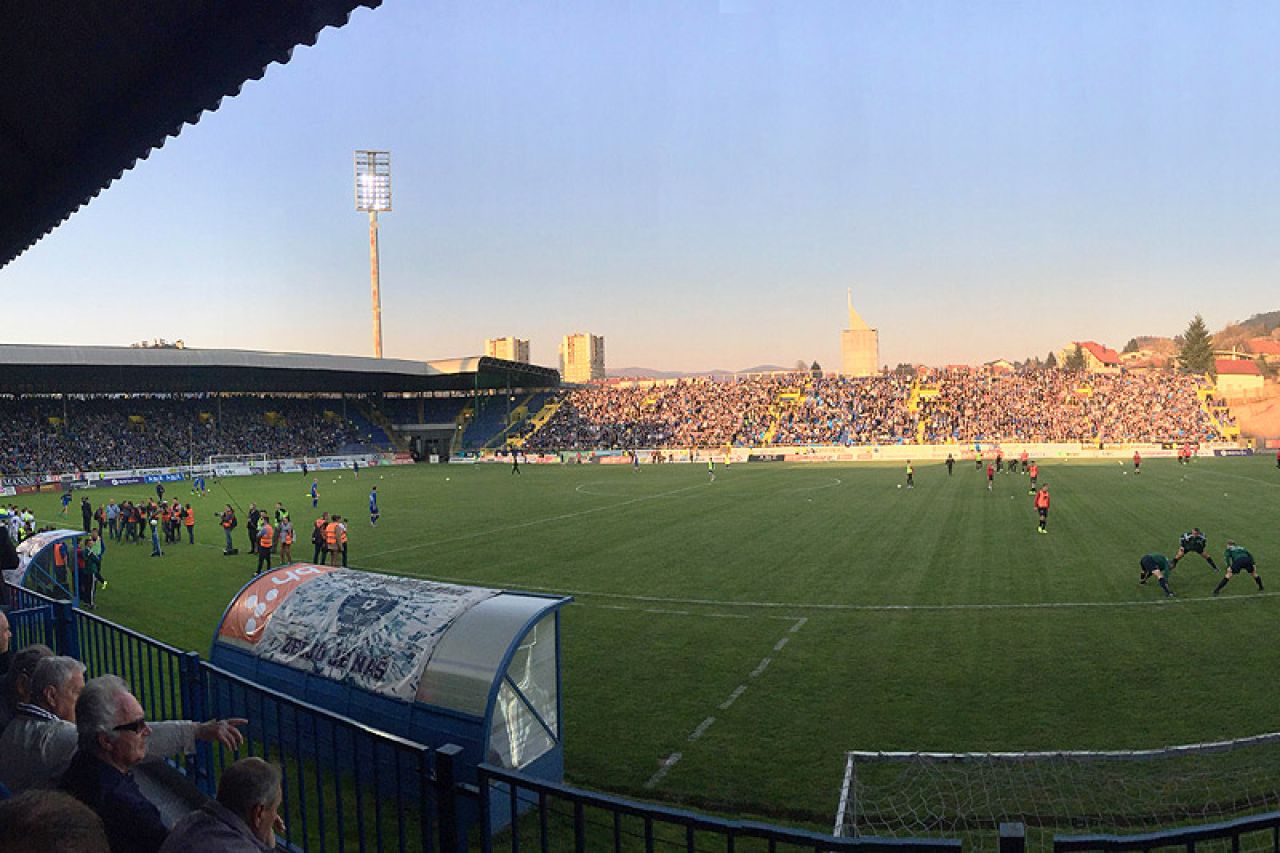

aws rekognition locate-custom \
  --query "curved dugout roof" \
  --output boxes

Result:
[0,345,559,395]
[214,565,570,715]
[0,0,382,270]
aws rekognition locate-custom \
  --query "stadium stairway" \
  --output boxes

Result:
[761,387,804,444]
[482,393,539,450]
[1195,375,1241,440]
[362,403,410,452]
[511,395,562,447]
[460,396,523,449]
[346,407,396,451]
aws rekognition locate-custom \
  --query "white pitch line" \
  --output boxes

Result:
[360,482,707,560]
[781,477,843,494]
[644,752,683,789]
[343,564,1280,613]
[688,717,716,742]
[574,483,705,499]
[719,685,748,710]
[773,636,790,652]
[646,617,806,790]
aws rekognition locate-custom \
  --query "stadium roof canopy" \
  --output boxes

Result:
[0,345,559,395]
[0,0,381,269]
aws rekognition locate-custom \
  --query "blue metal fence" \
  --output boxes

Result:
[1054,810,1280,852]
[198,660,441,852]
[475,763,963,853]
[5,604,55,650]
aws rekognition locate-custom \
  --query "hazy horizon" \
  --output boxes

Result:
[5,1,1280,372]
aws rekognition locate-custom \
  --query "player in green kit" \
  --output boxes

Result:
[1212,540,1263,595]
[1138,553,1176,597]
[1170,528,1220,573]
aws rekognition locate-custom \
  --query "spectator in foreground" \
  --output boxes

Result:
[0,788,109,852]
[0,609,11,677]
[61,675,247,853]
[160,757,284,852]
[0,661,245,794]
[0,643,53,733]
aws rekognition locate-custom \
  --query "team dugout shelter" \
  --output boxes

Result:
[211,564,571,830]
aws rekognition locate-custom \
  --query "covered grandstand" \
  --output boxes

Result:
[0,344,558,396]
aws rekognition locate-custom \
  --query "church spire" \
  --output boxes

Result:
[846,288,870,331]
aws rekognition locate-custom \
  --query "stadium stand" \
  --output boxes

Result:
[522,369,1234,450]
[0,397,361,476]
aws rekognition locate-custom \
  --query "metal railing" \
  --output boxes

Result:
[13,583,1280,852]
[476,763,962,853]
[5,604,55,650]
[3,582,459,851]
[1054,810,1280,852]
[197,661,446,852]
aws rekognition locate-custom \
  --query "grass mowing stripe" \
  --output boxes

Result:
[26,457,1278,831]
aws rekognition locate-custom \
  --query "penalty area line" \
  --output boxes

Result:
[645,617,806,790]
[347,567,1280,613]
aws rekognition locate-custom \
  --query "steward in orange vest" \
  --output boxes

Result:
[256,522,275,575]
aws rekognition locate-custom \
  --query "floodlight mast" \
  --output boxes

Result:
[354,150,391,358]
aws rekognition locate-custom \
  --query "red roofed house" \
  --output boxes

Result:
[1246,337,1280,363]
[1215,358,1264,397]
[1059,341,1121,372]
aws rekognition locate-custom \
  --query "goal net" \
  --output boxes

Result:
[837,733,1280,848]
[206,453,271,477]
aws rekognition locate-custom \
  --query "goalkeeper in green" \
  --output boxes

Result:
[1138,554,1176,598]
[1212,541,1263,595]
[1170,528,1220,573]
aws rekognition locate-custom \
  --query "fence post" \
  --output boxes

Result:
[999,822,1026,853]
[180,652,216,797]
[436,744,464,853]
[53,600,79,660]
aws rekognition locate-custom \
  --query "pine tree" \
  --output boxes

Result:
[1064,344,1086,371]
[1045,351,1058,369]
[1178,314,1216,376]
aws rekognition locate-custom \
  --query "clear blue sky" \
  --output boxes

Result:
[6,0,1280,371]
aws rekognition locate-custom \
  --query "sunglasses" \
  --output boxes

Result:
[113,717,148,733]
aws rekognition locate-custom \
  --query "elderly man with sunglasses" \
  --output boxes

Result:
[0,661,245,795]
[61,674,248,853]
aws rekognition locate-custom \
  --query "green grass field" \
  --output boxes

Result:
[21,456,1280,832]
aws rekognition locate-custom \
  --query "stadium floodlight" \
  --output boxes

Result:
[354,150,391,358]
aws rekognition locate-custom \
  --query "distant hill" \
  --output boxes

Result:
[1212,310,1280,350]
[1123,311,1280,355]
[606,364,791,379]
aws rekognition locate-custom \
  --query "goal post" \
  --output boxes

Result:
[206,453,270,477]
[836,733,1280,844]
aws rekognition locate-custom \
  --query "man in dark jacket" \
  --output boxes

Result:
[61,675,246,853]
[159,758,282,852]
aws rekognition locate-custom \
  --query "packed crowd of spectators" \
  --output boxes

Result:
[0,396,361,477]
[920,370,1225,443]
[522,370,1232,450]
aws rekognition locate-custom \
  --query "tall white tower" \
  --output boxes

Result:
[840,290,879,376]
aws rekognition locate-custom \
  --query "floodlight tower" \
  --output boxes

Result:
[354,150,392,358]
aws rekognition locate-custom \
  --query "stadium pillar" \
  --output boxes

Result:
[369,209,383,358]
[999,822,1025,853]
[436,743,464,852]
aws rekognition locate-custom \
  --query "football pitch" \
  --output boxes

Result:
[25,456,1280,830]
